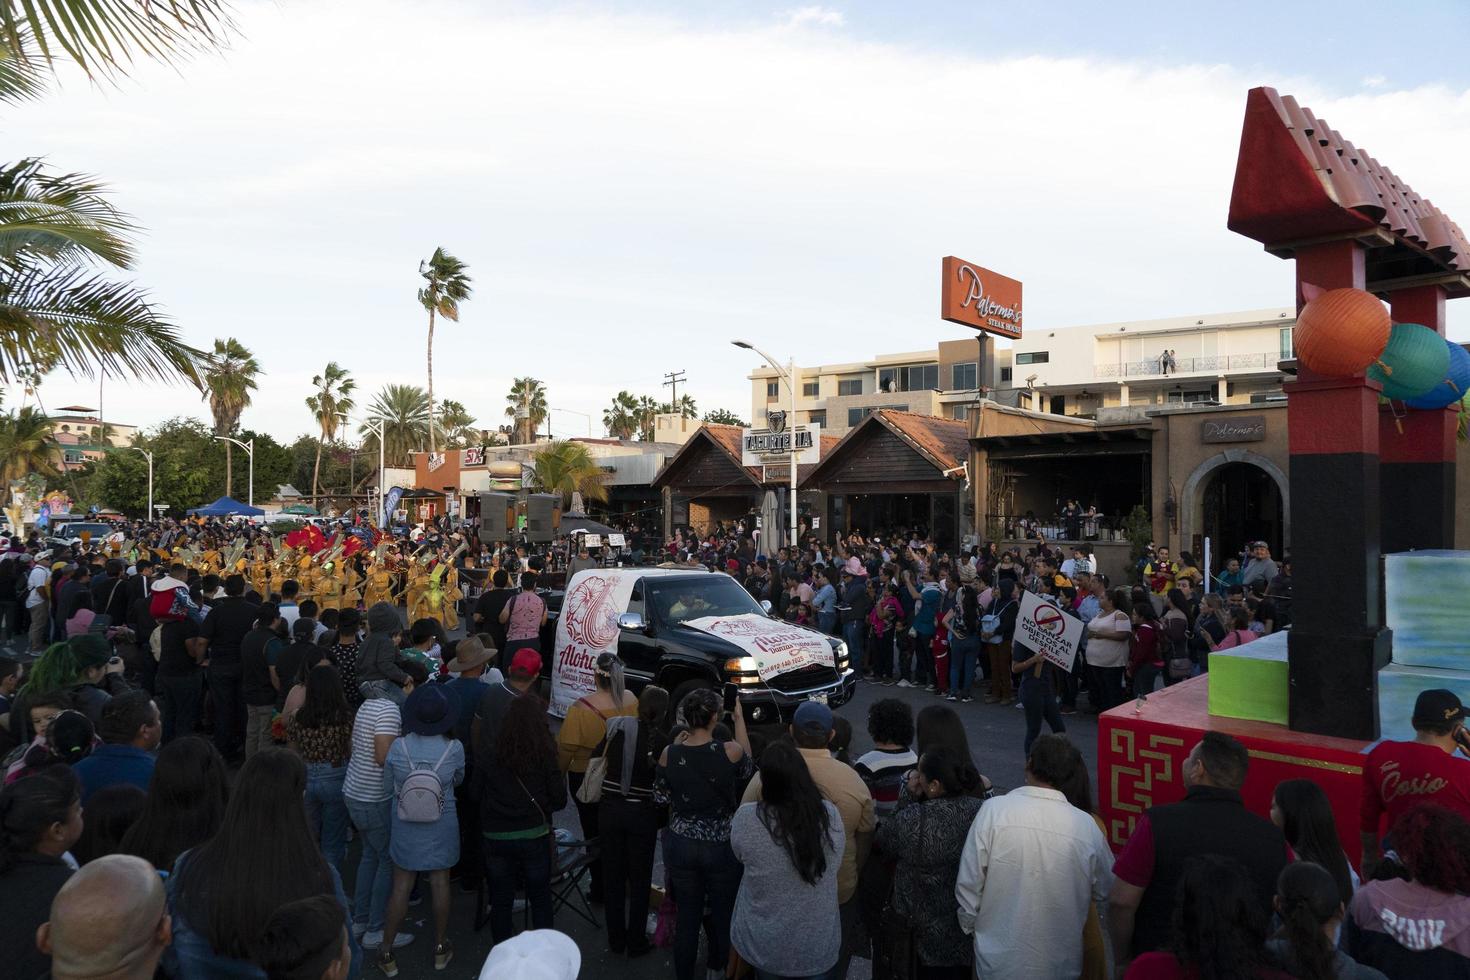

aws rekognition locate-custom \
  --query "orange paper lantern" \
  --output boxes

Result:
[1294,287,1391,377]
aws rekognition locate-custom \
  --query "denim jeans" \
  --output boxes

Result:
[842,619,865,674]
[949,634,981,695]
[665,834,741,980]
[306,763,349,870]
[1019,669,1066,756]
[913,631,936,685]
[600,795,659,951]
[346,796,392,932]
[483,834,553,943]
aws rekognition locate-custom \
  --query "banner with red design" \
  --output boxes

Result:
[684,613,831,681]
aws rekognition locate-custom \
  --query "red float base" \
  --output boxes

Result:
[1098,675,1371,863]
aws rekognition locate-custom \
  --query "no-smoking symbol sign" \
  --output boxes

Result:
[1031,604,1066,636]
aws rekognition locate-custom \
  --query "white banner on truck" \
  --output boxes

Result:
[551,570,640,716]
[684,613,832,681]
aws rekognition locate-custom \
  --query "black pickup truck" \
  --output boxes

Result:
[545,567,855,725]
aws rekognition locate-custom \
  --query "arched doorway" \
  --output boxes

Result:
[1201,462,1284,561]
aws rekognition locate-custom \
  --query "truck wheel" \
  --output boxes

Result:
[670,678,716,716]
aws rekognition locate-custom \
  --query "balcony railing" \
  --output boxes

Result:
[1094,351,1283,379]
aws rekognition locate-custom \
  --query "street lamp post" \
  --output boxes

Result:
[215,436,255,508]
[360,419,386,527]
[132,448,154,519]
[732,340,798,550]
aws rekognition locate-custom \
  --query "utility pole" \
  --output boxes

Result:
[663,370,687,415]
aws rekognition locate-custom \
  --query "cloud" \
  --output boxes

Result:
[10,0,1470,444]
[780,6,846,29]
[1362,74,1387,88]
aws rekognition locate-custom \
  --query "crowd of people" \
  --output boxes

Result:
[0,512,1463,980]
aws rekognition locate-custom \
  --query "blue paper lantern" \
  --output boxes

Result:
[1404,338,1470,410]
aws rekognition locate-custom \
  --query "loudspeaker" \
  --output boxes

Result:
[524,493,562,543]
[477,492,516,544]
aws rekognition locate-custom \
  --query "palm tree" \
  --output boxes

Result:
[505,377,548,444]
[0,158,206,387]
[203,338,259,498]
[305,362,356,498]
[635,395,660,441]
[437,399,477,448]
[603,390,639,440]
[529,441,608,507]
[361,383,430,467]
[0,406,58,484]
[417,247,472,454]
[662,393,697,419]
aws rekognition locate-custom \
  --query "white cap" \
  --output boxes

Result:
[478,930,580,980]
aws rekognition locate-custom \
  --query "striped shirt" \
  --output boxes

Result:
[343,698,401,803]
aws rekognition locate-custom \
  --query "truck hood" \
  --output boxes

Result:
[668,618,837,668]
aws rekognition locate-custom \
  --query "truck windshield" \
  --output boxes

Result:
[647,577,765,627]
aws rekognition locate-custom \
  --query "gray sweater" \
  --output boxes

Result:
[729,800,845,977]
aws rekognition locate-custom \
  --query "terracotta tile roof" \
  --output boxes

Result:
[654,424,840,489]
[875,410,971,473]
[1229,87,1470,278]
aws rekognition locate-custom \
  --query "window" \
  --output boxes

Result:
[802,381,819,398]
[951,404,969,421]
[1016,351,1049,365]
[807,410,826,427]
[766,381,780,399]
[1050,395,1066,415]
[1166,389,1215,404]
[878,368,897,393]
[951,362,977,391]
[1280,327,1293,359]
[837,379,863,396]
[847,404,909,427]
[878,365,939,393]
[1000,367,1013,383]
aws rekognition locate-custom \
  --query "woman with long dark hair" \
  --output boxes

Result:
[915,704,995,799]
[70,783,144,865]
[1124,854,1283,979]
[119,735,229,875]
[167,748,358,979]
[477,692,565,944]
[943,585,983,703]
[730,740,843,980]
[287,665,354,871]
[1268,862,1386,980]
[0,765,82,980]
[981,579,1019,704]
[1270,779,1355,906]
[876,746,984,979]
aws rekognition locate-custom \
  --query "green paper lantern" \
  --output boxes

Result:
[1368,323,1451,401]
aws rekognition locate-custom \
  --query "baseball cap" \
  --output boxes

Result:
[508,648,541,679]
[478,929,580,980]
[792,700,833,736]
[1413,689,1465,729]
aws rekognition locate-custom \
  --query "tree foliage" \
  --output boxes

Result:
[529,441,607,506]
[702,407,745,426]
[505,377,547,444]
[360,383,429,467]
[305,361,355,496]
[418,247,471,453]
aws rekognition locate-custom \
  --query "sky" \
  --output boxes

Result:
[9,0,1470,441]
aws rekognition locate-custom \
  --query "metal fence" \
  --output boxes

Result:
[1093,351,1280,379]
[983,513,1130,543]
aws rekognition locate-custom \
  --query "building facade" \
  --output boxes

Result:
[48,406,138,471]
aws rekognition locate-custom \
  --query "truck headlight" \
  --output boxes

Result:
[834,641,849,670]
[723,656,760,685]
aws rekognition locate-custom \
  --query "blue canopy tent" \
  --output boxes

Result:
[186,496,265,517]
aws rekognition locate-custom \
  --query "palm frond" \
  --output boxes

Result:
[0,1,234,84]
[0,258,204,385]
[0,157,134,267]
[0,29,46,103]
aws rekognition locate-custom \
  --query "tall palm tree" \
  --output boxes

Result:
[361,383,430,467]
[662,393,697,419]
[203,338,259,498]
[0,405,58,484]
[417,247,472,454]
[504,377,548,444]
[602,390,639,440]
[529,441,608,507]
[437,399,477,449]
[635,395,660,441]
[305,361,356,498]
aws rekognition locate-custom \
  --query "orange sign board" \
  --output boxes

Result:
[941,256,1023,339]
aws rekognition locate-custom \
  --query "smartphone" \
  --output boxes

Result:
[723,683,738,716]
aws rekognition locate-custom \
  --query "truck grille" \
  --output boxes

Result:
[765,664,839,693]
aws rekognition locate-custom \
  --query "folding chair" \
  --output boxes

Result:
[535,837,600,930]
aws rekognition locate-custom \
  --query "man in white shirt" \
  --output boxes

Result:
[956,734,1114,978]
[25,553,51,653]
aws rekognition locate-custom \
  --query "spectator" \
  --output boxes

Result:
[7,703,95,783]
[916,704,996,799]
[956,734,1114,978]
[1110,731,1292,967]
[0,765,83,979]
[377,684,464,975]
[556,651,638,904]
[442,636,495,894]
[343,661,420,953]
[943,583,983,703]
[167,749,358,979]
[1123,855,1288,980]
[1346,804,1470,978]
[275,618,325,712]
[70,783,145,865]
[853,698,917,819]
[656,688,753,980]
[199,574,258,761]
[498,571,547,657]
[1271,779,1356,907]
[255,895,352,980]
[1084,586,1132,713]
[275,579,302,630]
[357,603,408,703]
[1013,606,1067,756]
[36,854,172,980]
[478,692,564,945]
[1129,599,1165,697]
[598,685,670,957]
[241,602,283,758]
[1242,541,1279,591]
[1052,735,1110,980]
[471,568,515,653]
[877,745,984,979]
[118,736,228,875]
[70,690,159,803]
[155,595,205,743]
[982,579,1020,704]
[1268,862,1386,980]
[286,666,353,871]
[1359,688,1470,875]
[325,608,363,708]
[1190,594,1227,670]
[730,740,845,979]
[742,700,877,979]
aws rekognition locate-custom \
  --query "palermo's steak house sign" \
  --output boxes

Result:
[1201,415,1266,443]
